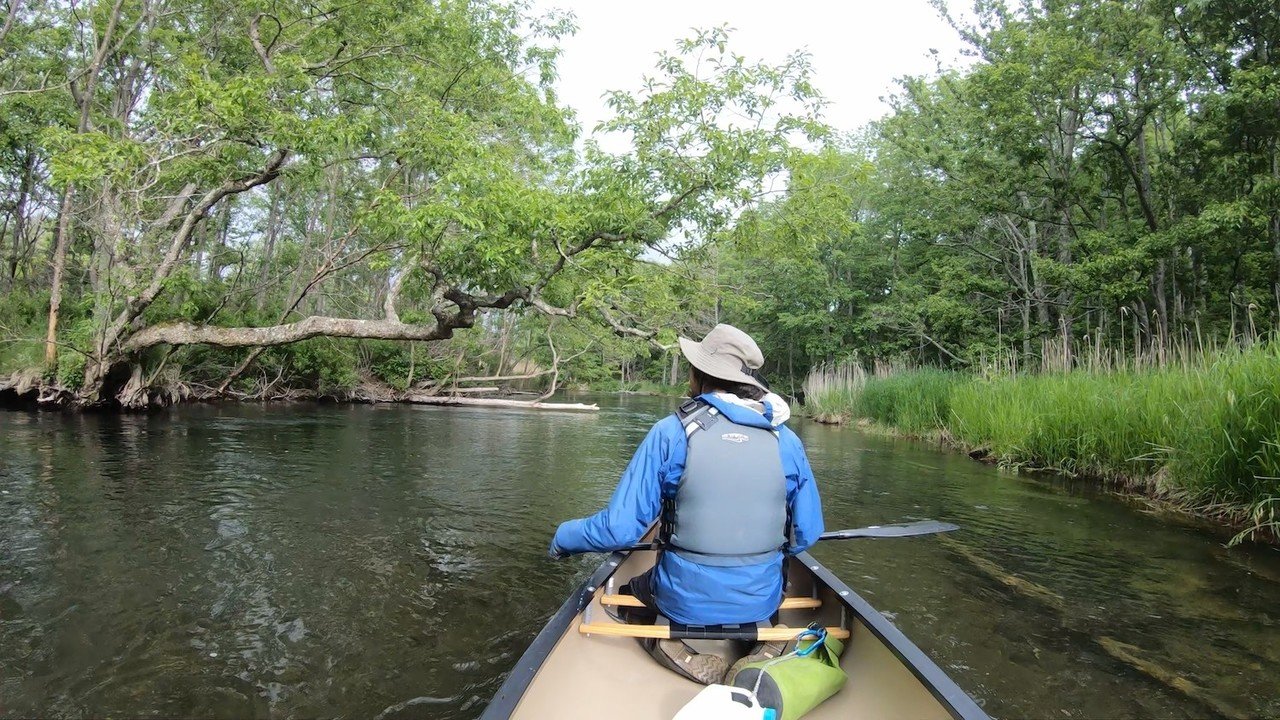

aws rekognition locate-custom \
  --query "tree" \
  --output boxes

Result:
[3,0,821,407]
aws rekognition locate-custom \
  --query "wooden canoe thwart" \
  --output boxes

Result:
[599,594,823,610]
[577,622,852,641]
[482,538,991,719]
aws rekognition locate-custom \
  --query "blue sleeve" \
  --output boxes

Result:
[550,417,681,555]
[780,427,824,554]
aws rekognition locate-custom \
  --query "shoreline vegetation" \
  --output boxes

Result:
[0,363,674,411]
[801,343,1280,546]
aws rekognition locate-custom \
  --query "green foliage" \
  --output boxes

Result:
[1164,346,1280,517]
[365,343,414,390]
[359,341,446,391]
[804,367,961,435]
[272,339,358,393]
[54,318,96,389]
[0,290,47,375]
[855,370,963,435]
[947,346,1280,531]
[805,347,1280,535]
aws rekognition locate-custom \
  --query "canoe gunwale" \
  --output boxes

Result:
[482,549,990,720]
[796,551,990,720]
[481,550,629,720]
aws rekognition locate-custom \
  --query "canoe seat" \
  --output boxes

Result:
[599,594,822,610]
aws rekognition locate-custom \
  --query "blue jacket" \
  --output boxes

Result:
[550,393,824,625]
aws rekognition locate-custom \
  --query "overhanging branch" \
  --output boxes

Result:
[124,316,456,351]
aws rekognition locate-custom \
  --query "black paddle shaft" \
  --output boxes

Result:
[620,519,959,553]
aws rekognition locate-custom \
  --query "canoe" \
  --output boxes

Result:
[482,542,990,719]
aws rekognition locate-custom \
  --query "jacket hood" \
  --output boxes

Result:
[699,392,792,429]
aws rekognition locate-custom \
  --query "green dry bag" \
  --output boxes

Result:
[727,626,848,720]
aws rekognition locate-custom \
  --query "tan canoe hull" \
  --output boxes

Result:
[484,546,988,720]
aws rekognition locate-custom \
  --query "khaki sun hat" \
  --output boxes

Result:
[678,323,766,391]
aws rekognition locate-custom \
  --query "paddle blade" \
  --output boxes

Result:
[819,520,959,541]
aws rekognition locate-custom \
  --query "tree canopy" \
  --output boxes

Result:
[0,0,821,406]
[3,0,1278,405]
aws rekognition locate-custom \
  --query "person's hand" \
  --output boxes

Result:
[547,541,569,560]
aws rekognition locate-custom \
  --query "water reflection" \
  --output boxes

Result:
[1,400,1278,719]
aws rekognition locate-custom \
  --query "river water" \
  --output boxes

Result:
[1,396,1277,719]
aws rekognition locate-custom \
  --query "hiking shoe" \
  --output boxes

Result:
[726,625,789,683]
[642,638,731,685]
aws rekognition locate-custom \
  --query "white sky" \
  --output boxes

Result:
[534,0,972,139]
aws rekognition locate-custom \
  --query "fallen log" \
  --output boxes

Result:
[431,386,500,395]
[407,395,598,412]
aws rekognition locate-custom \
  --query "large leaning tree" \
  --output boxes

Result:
[4,0,822,407]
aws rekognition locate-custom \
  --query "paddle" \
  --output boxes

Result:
[621,519,959,552]
[818,519,959,540]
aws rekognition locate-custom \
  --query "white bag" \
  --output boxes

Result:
[672,684,777,720]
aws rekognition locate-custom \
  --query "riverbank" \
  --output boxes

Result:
[0,370,616,412]
[804,345,1280,545]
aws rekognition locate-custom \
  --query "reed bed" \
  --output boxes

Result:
[855,369,962,435]
[802,343,1280,543]
[802,361,867,421]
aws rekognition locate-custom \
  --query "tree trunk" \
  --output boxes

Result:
[1153,257,1169,355]
[1056,233,1073,350]
[0,0,19,48]
[496,312,512,376]
[92,186,124,361]
[1128,124,1160,235]
[1018,193,1051,329]
[81,152,286,400]
[1272,139,1280,322]
[6,146,34,289]
[44,187,76,369]
[1022,296,1032,362]
[44,0,126,371]
[257,183,283,311]
[1135,299,1151,354]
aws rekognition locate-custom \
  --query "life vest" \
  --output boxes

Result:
[659,399,789,567]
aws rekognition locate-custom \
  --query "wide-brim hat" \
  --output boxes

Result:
[678,323,767,391]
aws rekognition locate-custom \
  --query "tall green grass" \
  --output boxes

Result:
[856,369,962,434]
[802,361,866,420]
[803,345,1280,542]
[804,362,958,433]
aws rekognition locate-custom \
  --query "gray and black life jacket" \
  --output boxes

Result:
[659,399,789,567]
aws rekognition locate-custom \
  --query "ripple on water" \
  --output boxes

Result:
[3,400,1280,719]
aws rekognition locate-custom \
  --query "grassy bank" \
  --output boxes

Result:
[804,346,1280,543]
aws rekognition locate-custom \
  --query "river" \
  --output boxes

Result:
[1,396,1277,718]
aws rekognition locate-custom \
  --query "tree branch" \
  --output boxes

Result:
[126,316,455,351]
[249,14,281,73]
[100,149,289,356]
[599,304,675,351]
[0,0,20,50]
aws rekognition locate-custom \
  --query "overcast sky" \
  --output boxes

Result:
[533,1,973,139]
